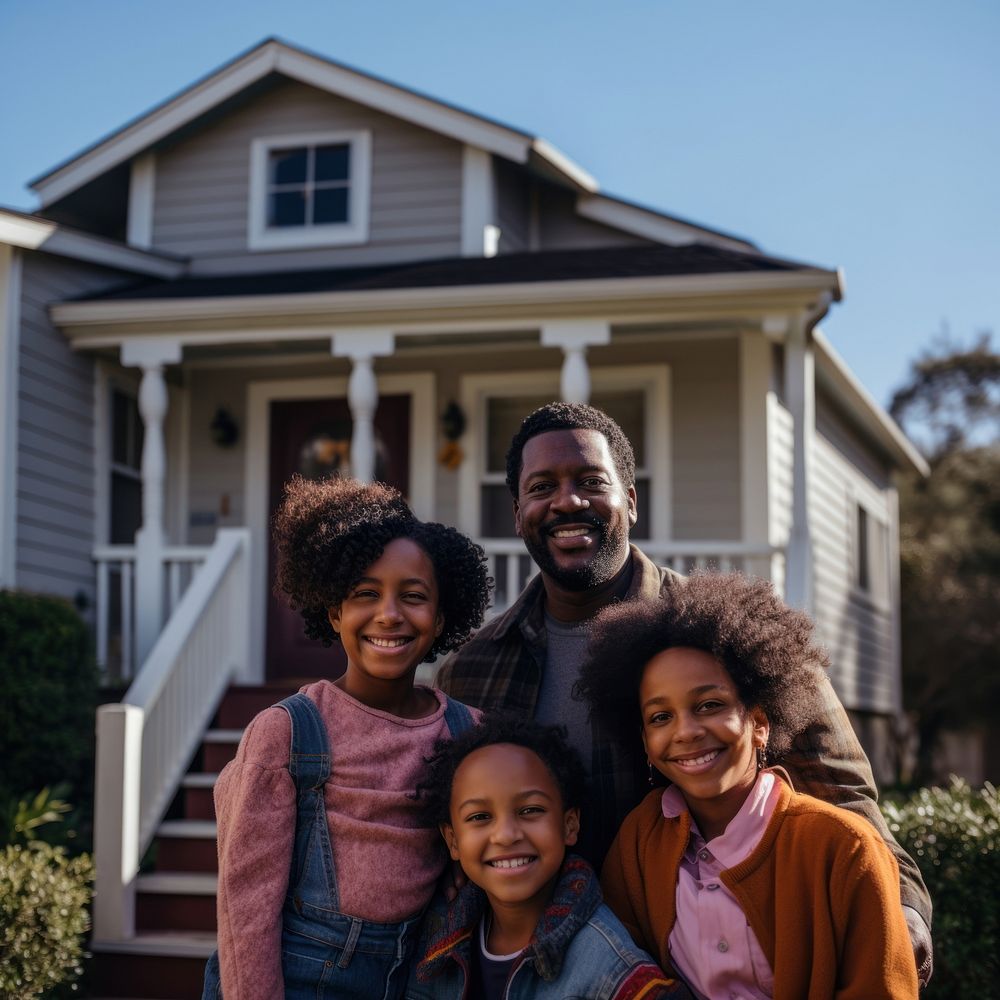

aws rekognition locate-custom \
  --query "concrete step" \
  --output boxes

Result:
[90,932,215,998]
[136,872,217,933]
[181,772,219,820]
[155,820,218,873]
[201,728,242,772]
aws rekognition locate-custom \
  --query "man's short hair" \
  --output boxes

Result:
[504,402,636,498]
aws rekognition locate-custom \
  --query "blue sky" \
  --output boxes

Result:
[1,0,996,410]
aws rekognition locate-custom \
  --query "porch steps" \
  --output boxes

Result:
[91,683,298,997]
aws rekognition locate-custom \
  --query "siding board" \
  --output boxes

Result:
[152,78,464,271]
[16,253,126,608]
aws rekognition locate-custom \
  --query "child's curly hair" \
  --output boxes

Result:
[417,713,588,827]
[273,475,492,660]
[574,572,829,759]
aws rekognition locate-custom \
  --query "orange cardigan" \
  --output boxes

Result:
[601,779,918,1000]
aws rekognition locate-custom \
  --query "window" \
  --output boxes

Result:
[854,501,890,605]
[461,367,670,543]
[248,131,371,250]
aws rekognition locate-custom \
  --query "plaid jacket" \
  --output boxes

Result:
[436,545,931,926]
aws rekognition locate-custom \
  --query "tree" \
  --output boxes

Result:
[889,334,1000,784]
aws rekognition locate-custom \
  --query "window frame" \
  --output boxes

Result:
[247,130,372,251]
[850,497,891,612]
[458,365,671,541]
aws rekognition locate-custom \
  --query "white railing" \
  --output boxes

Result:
[92,528,251,943]
[479,538,785,614]
[93,544,211,680]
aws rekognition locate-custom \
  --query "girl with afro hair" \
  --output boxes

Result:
[576,572,918,1000]
[206,476,492,1000]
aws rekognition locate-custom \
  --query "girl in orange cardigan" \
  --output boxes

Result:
[575,572,918,1000]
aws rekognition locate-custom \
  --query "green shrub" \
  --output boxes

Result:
[0,591,98,806]
[882,778,1000,999]
[0,842,93,998]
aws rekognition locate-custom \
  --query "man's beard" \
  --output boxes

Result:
[523,513,630,590]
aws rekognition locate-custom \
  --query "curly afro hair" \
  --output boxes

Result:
[417,713,588,827]
[272,475,492,660]
[574,572,829,760]
[504,402,636,497]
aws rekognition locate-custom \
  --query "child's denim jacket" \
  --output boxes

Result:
[405,856,690,1000]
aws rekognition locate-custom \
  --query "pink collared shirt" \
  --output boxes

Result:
[662,771,782,1000]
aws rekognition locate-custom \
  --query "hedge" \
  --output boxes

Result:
[882,778,1000,999]
[0,591,98,804]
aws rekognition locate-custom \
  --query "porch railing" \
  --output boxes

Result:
[479,538,784,614]
[93,544,211,681]
[92,528,251,943]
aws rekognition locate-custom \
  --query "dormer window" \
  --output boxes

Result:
[248,130,371,250]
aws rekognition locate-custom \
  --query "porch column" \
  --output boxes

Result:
[121,337,182,663]
[783,314,815,612]
[541,321,610,403]
[331,329,395,483]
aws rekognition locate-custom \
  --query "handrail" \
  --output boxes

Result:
[92,528,251,943]
[93,544,211,679]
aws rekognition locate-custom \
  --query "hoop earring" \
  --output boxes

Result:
[647,758,655,786]
[756,746,767,771]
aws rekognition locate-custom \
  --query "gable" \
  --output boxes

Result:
[149,78,464,273]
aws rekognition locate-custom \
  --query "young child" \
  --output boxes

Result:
[203,475,492,1000]
[408,714,692,999]
[576,572,919,1000]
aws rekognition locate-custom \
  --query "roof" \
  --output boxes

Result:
[82,244,811,302]
[29,38,590,207]
[27,38,754,252]
[0,206,184,278]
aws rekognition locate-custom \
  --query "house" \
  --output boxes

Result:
[0,38,927,994]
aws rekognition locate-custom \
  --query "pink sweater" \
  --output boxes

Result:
[214,681,476,999]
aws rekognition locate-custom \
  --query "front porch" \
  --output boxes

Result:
[61,274,831,966]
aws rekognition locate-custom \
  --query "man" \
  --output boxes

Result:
[438,401,932,984]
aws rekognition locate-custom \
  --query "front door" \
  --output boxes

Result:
[265,395,411,682]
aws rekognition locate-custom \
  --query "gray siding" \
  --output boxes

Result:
[16,253,125,609]
[810,390,897,713]
[538,184,652,250]
[152,79,463,273]
[494,158,531,253]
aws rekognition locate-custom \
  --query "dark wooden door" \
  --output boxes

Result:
[265,395,411,682]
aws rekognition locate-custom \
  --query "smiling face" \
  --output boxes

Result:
[327,537,443,697]
[442,743,580,923]
[640,646,769,840]
[514,428,637,591]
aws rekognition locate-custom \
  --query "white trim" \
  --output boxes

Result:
[886,486,903,714]
[127,154,155,250]
[739,330,772,578]
[460,147,495,257]
[31,40,574,207]
[0,209,184,278]
[247,130,371,250]
[576,193,756,252]
[243,372,435,681]
[813,328,928,477]
[530,138,598,193]
[458,364,670,541]
[0,246,22,587]
[53,269,843,330]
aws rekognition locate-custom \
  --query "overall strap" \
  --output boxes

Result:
[276,692,331,791]
[442,697,475,739]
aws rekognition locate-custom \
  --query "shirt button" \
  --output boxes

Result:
[698,849,711,861]
[707,882,720,890]
[718,939,729,953]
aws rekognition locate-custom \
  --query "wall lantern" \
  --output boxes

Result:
[210,407,239,448]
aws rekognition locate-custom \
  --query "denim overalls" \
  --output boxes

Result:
[203,691,474,999]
